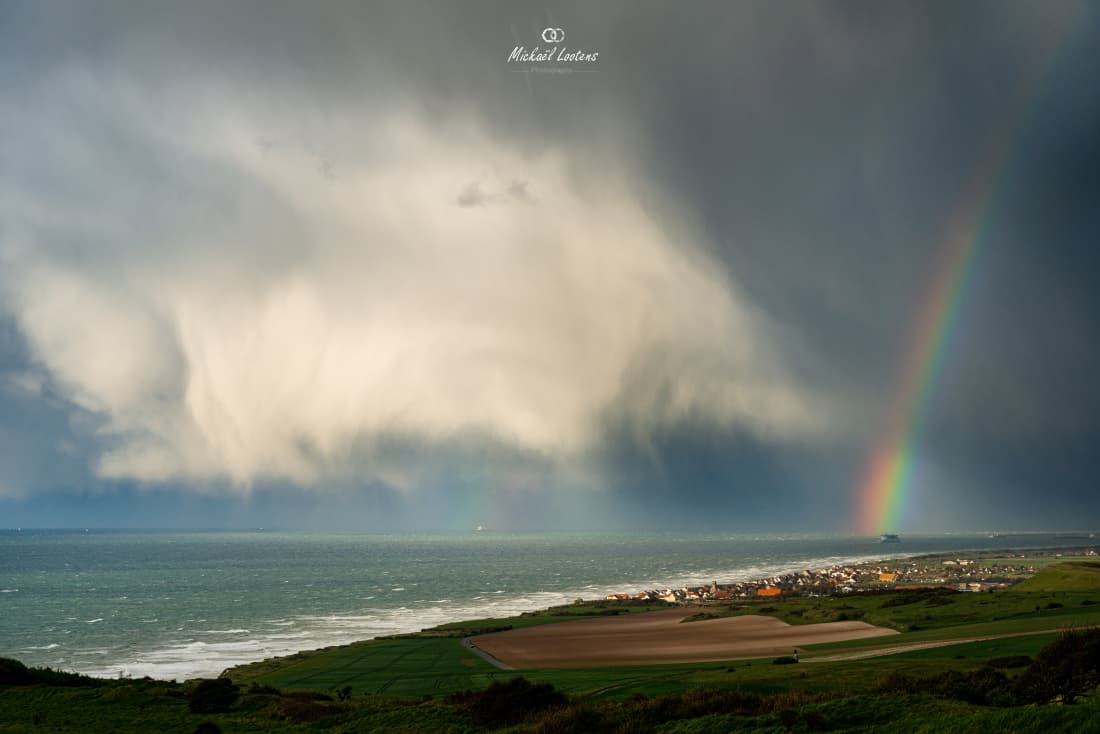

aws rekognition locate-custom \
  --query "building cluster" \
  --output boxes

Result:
[606,563,883,603]
[604,551,1096,604]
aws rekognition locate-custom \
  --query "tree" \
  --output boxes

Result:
[1018,627,1100,704]
[188,678,240,714]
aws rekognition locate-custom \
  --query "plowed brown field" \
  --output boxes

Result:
[472,609,898,668]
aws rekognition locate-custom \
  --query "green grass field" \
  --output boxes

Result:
[246,637,505,696]
[1010,560,1100,592]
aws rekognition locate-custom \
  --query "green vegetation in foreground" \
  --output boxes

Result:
[5,645,1100,733]
[5,561,1100,732]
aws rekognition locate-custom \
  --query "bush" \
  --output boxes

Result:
[246,682,280,695]
[772,656,799,665]
[634,688,768,720]
[286,690,333,701]
[448,677,566,726]
[988,655,1032,669]
[1017,627,1100,704]
[940,667,1017,707]
[529,703,604,734]
[0,657,35,686]
[271,698,332,722]
[28,666,101,687]
[188,678,240,714]
[192,723,222,734]
[879,667,1019,706]
[0,658,100,688]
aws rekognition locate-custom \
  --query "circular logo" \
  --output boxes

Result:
[541,27,565,44]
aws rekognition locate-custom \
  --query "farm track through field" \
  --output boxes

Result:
[462,636,514,670]
[804,628,1068,662]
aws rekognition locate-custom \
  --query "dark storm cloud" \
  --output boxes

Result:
[0,1,1097,529]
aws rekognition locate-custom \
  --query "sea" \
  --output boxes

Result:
[1,530,1092,680]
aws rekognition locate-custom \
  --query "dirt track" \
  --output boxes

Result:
[802,628,1071,662]
[471,609,898,669]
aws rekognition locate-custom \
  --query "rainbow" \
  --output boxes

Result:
[853,180,986,535]
[854,29,1074,535]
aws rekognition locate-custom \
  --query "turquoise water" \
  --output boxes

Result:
[0,530,1086,679]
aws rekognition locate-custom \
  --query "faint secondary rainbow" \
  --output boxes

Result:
[854,29,1073,535]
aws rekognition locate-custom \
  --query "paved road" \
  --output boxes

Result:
[462,637,514,670]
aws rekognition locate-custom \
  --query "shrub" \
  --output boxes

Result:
[529,703,604,734]
[879,667,1019,706]
[192,723,222,734]
[988,655,1032,669]
[0,658,99,687]
[882,588,959,608]
[246,682,280,695]
[271,698,334,722]
[638,688,767,720]
[188,678,240,714]
[0,657,35,686]
[286,690,333,701]
[1017,627,1100,704]
[772,656,799,665]
[778,708,799,728]
[927,668,1017,706]
[448,677,566,726]
[29,666,101,687]
[802,709,830,731]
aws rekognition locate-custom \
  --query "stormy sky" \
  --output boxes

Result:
[1,1,1097,532]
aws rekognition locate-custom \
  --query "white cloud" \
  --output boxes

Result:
[0,72,825,489]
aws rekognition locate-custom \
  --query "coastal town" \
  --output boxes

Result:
[605,548,1099,605]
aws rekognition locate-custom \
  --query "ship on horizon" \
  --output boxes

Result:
[880,533,901,543]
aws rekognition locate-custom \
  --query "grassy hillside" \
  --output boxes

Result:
[1010,561,1100,593]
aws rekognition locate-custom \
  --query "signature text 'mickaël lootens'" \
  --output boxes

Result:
[508,46,600,64]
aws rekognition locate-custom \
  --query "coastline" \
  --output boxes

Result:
[222,544,1097,680]
[7,531,1095,681]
